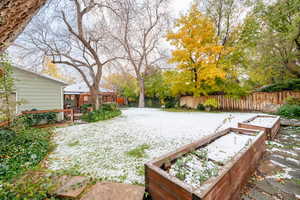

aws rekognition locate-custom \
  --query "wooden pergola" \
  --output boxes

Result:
[0,0,47,52]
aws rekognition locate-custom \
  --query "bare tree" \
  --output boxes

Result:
[20,0,121,109]
[199,0,256,46]
[109,0,170,108]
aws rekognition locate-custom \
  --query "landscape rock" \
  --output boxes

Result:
[262,103,281,113]
[247,189,274,200]
[54,176,89,199]
[241,125,300,200]
[280,119,300,127]
[80,182,145,200]
[257,160,282,176]
[255,180,277,195]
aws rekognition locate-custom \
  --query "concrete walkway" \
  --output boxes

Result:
[241,126,300,200]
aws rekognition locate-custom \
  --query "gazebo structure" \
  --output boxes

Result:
[64,82,118,112]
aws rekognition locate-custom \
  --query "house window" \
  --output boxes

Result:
[84,96,88,101]
[103,95,109,102]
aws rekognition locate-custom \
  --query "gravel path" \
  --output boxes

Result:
[47,108,260,184]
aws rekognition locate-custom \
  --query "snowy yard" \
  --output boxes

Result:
[48,108,260,184]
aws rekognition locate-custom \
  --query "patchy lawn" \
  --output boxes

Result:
[47,108,260,184]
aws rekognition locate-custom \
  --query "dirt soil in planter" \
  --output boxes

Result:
[241,126,300,200]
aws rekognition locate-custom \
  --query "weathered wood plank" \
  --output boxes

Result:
[180,91,300,112]
[238,115,280,140]
[145,128,266,200]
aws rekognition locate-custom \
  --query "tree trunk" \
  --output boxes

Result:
[138,78,145,108]
[287,61,300,78]
[193,67,198,89]
[0,0,47,53]
[90,86,100,110]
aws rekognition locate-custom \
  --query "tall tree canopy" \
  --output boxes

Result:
[42,57,75,84]
[109,0,170,107]
[20,0,121,109]
[166,5,234,96]
[241,0,300,86]
[104,72,138,102]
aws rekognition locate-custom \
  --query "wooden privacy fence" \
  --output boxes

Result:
[180,91,300,112]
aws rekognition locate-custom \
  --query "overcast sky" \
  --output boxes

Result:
[170,0,194,18]
[8,0,197,80]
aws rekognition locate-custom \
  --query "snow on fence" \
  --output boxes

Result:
[238,115,280,140]
[145,128,266,200]
[180,91,300,112]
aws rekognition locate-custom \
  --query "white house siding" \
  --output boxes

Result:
[13,67,64,114]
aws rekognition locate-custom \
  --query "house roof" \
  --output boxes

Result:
[64,82,113,94]
[13,65,68,85]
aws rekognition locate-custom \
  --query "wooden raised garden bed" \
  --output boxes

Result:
[145,128,266,200]
[238,115,280,140]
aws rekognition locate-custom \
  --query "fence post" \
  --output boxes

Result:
[70,109,74,122]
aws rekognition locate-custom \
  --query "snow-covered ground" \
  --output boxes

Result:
[47,108,260,184]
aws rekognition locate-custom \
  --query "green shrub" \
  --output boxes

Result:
[145,98,160,108]
[0,172,57,200]
[101,103,118,111]
[81,104,121,123]
[277,104,300,119]
[284,96,300,106]
[164,97,177,108]
[259,79,300,92]
[64,98,75,108]
[197,104,205,111]
[17,109,57,127]
[180,104,189,109]
[203,99,219,111]
[0,129,16,144]
[80,104,92,113]
[0,128,54,181]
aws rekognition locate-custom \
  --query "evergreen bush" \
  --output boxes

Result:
[81,103,121,122]
[277,104,300,119]
[259,79,300,92]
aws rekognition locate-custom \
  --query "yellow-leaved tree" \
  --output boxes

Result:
[166,4,232,96]
[42,57,75,84]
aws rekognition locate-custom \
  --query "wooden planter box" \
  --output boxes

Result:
[238,115,280,140]
[145,128,266,200]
